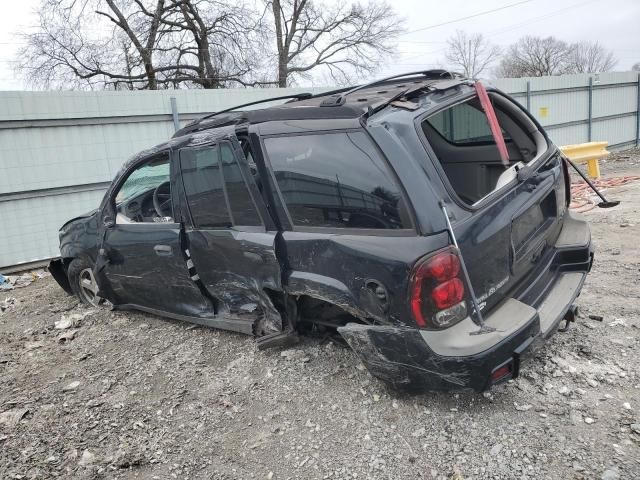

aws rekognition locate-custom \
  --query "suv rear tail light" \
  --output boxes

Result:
[409,249,468,330]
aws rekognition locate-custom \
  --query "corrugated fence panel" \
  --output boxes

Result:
[0,75,639,269]
[594,115,638,148]
[530,89,590,127]
[0,189,106,267]
[544,124,590,147]
[0,87,324,121]
[593,84,638,118]
[0,120,177,194]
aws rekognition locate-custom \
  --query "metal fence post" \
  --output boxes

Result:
[170,96,180,132]
[587,76,593,142]
[636,73,640,147]
[526,80,531,112]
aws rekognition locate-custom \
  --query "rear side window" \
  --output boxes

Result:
[264,131,412,230]
[220,143,262,226]
[180,147,231,228]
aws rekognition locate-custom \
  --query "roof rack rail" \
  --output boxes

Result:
[188,92,314,127]
[321,70,461,107]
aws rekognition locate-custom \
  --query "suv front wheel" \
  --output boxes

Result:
[67,258,107,307]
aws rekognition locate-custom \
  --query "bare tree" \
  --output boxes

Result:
[267,0,403,87]
[96,0,168,89]
[631,62,640,72]
[567,41,617,73]
[17,0,267,90]
[444,30,500,78]
[496,36,572,78]
[17,0,175,90]
[159,0,266,88]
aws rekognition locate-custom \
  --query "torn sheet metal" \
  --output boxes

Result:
[338,320,538,392]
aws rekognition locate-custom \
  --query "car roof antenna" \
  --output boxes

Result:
[439,201,495,333]
[563,157,620,208]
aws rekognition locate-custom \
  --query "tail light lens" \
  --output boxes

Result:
[409,248,468,330]
[432,278,465,309]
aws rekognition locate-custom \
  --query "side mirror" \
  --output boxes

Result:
[103,216,115,228]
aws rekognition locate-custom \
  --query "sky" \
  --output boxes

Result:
[0,0,638,90]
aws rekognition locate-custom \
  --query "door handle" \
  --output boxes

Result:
[154,244,173,256]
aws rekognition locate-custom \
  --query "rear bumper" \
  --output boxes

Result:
[338,211,593,392]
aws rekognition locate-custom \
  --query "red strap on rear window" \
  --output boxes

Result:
[474,81,510,167]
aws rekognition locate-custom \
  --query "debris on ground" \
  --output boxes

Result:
[0,297,17,314]
[0,268,51,291]
[570,175,640,212]
[57,328,79,343]
[54,310,95,330]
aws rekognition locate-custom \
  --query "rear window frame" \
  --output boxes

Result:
[415,89,554,213]
[259,128,418,236]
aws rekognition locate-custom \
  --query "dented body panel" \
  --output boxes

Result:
[50,73,595,392]
[283,231,451,324]
[185,229,283,334]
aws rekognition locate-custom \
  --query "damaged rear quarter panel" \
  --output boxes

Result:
[283,231,451,325]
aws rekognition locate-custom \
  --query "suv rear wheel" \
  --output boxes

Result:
[68,258,106,307]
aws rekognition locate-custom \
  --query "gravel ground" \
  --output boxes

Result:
[1,160,640,480]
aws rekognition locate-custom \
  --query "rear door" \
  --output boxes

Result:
[177,138,283,335]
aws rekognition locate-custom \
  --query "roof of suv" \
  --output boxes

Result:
[173,70,469,138]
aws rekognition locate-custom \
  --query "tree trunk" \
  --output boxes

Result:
[278,60,288,87]
[143,52,158,90]
[272,0,288,87]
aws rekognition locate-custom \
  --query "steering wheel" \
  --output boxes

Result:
[153,181,172,218]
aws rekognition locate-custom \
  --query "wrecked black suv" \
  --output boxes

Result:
[49,71,593,392]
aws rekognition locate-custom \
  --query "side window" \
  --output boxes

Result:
[114,153,172,224]
[220,143,262,226]
[180,146,231,228]
[263,131,412,230]
[426,99,511,145]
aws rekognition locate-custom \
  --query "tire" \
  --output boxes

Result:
[67,258,104,307]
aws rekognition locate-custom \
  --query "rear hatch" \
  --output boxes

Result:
[455,152,566,314]
[421,86,567,315]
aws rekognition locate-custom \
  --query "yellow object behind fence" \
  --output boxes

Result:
[560,141,610,179]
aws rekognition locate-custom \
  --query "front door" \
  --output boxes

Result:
[102,150,212,317]
[177,138,283,335]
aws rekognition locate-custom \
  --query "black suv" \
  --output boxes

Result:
[49,71,593,392]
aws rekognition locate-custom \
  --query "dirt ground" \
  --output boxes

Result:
[1,153,640,480]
